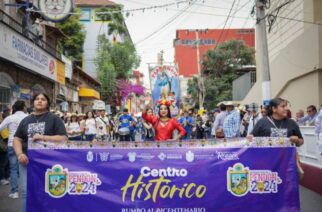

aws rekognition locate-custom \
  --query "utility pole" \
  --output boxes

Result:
[255,0,271,105]
[189,29,207,110]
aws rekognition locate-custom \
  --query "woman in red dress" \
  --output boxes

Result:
[142,100,186,141]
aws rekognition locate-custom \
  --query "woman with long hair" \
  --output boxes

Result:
[84,111,97,141]
[66,113,82,141]
[13,93,67,212]
[142,100,186,141]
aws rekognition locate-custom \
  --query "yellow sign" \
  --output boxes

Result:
[56,60,66,85]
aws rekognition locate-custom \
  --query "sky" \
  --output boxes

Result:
[112,0,256,88]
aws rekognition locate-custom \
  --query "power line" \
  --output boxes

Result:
[215,0,236,46]
[134,2,195,46]
[27,0,197,15]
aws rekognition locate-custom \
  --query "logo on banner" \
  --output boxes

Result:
[87,151,94,162]
[45,165,68,198]
[128,152,136,162]
[45,165,101,198]
[227,163,282,197]
[186,151,194,162]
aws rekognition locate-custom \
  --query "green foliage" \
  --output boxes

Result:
[95,6,127,36]
[187,40,255,110]
[56,8,85,61]
[95,35,140,101]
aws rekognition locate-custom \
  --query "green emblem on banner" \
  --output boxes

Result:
[45,165,68,198]
[227,163,250,197]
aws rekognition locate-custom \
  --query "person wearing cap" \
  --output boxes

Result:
[211,104,227,138]
[247,103,261,136]
[223,102,240,138]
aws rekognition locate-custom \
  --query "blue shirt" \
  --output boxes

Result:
[178,116,194,134]
[223,110,240,138]
[119,114,134,129]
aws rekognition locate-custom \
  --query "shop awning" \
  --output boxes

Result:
[78,88,100,100]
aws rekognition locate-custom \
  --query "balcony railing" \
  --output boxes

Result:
[0,9,61,59]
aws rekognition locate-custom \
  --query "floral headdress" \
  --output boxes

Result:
[156,99,172,108]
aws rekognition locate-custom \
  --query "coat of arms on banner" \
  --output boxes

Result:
[227,163,283,197]
[227,163,250,197]
[45,164,102,198]
[45,165,68,198]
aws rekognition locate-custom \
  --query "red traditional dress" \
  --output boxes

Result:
[142,113,186,141]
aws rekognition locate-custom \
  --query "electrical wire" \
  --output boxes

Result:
[215,0,236,46]
[134,1,195,46]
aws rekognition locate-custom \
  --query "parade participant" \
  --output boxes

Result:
[297,105,318,126]
[0,101,28,199]
[95,109,109,142]
[66,113,83,141]
[84,111,97,141]
[211,104,227,138]
[118,109,134,142]
[315,107,322,155]
[142,108,155,141]
[142,100,186,141]
[250,98,303,146]
[223,102,240,138]
[13,93,67,212]
[178,110,194,140]
[260,106,268,118]
[247,103,261,136]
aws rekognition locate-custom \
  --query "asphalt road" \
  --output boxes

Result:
[0,182,321,212]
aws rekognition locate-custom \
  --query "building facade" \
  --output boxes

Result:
[242,0,322,112]
[0,1,66,111]
[75,0,127,78]
[174,28,255,77]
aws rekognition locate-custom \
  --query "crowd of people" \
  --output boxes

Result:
[1,92,322,212]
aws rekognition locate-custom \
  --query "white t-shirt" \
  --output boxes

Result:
[0,111,28,146]
[67,122,81,137]
[85,118,96,135]
[96,116,109,136]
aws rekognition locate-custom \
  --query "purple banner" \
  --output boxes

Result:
[27,139,300,212]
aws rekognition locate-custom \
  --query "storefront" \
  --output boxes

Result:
[0,15,65,110]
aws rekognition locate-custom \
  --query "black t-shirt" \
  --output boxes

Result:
[251,117,303,139]
[14,112,67,154]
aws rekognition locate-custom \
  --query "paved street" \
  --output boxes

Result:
[0,182,321,212]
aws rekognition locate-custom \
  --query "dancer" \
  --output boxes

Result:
[142,100,186,141]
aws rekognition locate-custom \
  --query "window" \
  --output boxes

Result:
[80,9,91,22]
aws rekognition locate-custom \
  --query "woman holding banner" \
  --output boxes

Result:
[13,93,67,212]
[142,99,186,141]
[249,97,304,146]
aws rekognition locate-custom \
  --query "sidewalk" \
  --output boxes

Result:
[0,183,321,212]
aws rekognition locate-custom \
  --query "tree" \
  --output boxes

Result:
[56,8,86,62]
[95,35,140,103]
[187,40,255,110]
[95,6,128,37]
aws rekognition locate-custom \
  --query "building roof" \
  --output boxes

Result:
[75,0,117,7]
[74,66,101,87]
